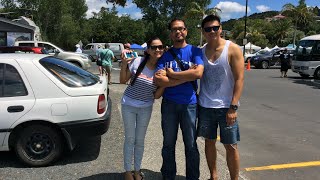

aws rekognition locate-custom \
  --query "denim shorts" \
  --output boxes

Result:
[197,106,240,144]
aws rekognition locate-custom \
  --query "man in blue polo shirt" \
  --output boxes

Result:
[155,18,204,180]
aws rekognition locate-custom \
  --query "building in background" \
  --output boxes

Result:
[0,16,41,46]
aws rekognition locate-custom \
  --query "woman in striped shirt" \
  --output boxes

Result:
[120,37,165,180]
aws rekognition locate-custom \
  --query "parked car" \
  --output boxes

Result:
[250,49,294,69]
[0,46,48,54]
[14,41,92,70]
[244,49,269,63]
[0,54,111,166]
[83,43,125,61]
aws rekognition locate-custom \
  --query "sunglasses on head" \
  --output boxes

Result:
[149,45,164,50]
[204,25,220,33]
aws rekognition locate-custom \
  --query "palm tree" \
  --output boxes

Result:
[185,1,221,46]
[282,0,315,45]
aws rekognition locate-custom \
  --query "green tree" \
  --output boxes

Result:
[282,0,315,44]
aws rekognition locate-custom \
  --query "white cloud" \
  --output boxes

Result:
[256,5,271,12]
[215,1,250,21]
[85,0,142,19]
[85,0,113,18]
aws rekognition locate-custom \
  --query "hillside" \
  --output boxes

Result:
[222,11,279,31]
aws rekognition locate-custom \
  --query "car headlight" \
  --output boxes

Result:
[80,55,89,59]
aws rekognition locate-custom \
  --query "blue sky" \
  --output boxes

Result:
[86,0,319,21]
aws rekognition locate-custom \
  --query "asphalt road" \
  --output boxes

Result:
[0,62,319,180]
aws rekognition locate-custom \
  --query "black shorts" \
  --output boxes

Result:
[96,60,102,66]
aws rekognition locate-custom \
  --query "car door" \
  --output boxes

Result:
[82,44,96,58]
[0,61,35,147]
[271,50,281,66]
[38,42,56,55]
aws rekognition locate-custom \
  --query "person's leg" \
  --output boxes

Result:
[284,70,288,77]
[133,105,153,179]
[205,139,218,180]
[121,104,137,179]
[180,103,199,180]
[106,65,112,84]
[98,65,103,76]
[219,108,240,180]
[197,106,219,180]
[224,144,240,180]
[161,99,179,179]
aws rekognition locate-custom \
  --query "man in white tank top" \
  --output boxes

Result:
[197,15,244,180]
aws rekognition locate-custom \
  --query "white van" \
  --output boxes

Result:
[14,41,92,70]
[291,34,320,79]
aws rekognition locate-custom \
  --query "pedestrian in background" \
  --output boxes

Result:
[100,43,115,84]
[75,44,82,53]
[197,15,244,180]
[120,37,165,180]
[280,48,290,78]
[154,18,204,180]
[96,44,104,76]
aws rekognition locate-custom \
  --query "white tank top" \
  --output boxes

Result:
[199,41,236,108]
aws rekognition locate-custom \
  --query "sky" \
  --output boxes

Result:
[85,0,319,21]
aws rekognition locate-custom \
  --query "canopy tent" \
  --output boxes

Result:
[130,43,144,49]
[244,42,261,50]
[141,42,147,48]
[239,42,261,54]
[263,47,270,51]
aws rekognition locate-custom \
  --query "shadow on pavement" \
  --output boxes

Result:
[287,76,320,89]
[79,169,186,180]
[0,136,102,168]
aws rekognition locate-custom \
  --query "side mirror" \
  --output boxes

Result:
[54,49,60,53]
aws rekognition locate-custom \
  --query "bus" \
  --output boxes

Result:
[291,34,320,79]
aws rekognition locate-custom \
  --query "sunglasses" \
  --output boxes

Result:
[170,27,186,33]
[203,26,220,33]
[149,45,164,50]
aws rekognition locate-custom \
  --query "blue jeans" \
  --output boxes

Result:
[121,104,153,171]
[160,99,200,180]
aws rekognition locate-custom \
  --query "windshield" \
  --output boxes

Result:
[40,57,99,87]
[295,40,320,61]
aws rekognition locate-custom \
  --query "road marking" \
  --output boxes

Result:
[245,161,320,171]
[113,67,121,71]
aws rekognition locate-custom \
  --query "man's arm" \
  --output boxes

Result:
[229,43,244,105]
[154,69,188,87]
[226,43,244,126]
[166,65,204,81]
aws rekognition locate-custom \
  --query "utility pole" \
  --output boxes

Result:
[243,0,248,56]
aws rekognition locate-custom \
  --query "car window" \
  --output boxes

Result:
[83,45,94,50]
[109,44,120,51]
[0,63,28,97]
[18,43,34,47]
[38,43,56,53]
[39,57,100,87]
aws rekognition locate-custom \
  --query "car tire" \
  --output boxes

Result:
[314,68,320,80]
[299,74,310,78]
[261,61,269,69]
[14,124,64,167]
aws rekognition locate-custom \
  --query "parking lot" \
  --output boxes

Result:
[0,63,319,180]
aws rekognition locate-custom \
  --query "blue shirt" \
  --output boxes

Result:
[156,44,203,104]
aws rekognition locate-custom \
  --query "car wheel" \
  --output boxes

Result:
[14,125,63,167]
[261,61,269,69]
[314,68,320,80]
[299,74,310,78]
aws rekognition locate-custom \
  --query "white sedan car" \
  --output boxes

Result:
[0,54,111,166]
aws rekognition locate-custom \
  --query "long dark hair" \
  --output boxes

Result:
[130,36,161,86]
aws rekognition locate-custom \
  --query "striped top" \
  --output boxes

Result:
[121,57,157,107]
